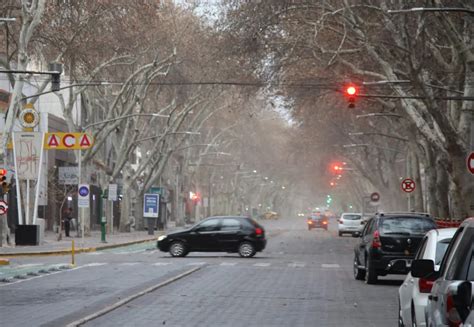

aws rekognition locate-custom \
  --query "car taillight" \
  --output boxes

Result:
[338,219,343,224]
[372,230,381,248]
[255,228,263,236]
[322,221,328,225]
[418,278,434,293]
[446,294,462,327]
[308,220,313,224]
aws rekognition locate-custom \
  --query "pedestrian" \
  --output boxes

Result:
[64,208,73,237]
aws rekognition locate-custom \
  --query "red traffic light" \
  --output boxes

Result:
[0,169,6,176]
[344,84,358,108]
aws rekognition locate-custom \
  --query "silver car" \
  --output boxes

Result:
[337,213,364,236]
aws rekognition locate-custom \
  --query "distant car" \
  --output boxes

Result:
[307,213,328,231]
[398,228,456,327]
[338,213,364,236]
[411,218,474,327]
[157,216,266,258]
[353,212,437,284]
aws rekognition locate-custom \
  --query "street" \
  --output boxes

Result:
[0,218,401,327]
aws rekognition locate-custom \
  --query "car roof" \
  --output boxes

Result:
[341,212,362,215]
[205,216,250,220]
[460,217,474,227]
[375,212,432,218]
[425,228,457,240]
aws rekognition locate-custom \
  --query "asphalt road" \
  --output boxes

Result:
[0,218,402,327]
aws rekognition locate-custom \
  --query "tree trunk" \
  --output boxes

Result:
[436,154,450,218]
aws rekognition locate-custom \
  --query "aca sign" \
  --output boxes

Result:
[44,133,94,150]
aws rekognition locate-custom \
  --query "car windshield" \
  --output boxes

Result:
[310,215,325,220]
[343,214,361,220]
[435,238,452,265]
[380,217,436,235]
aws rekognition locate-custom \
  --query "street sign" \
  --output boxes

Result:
[78,184,90,208]
[0,200,8,215]
[401,178,416,193]
[13,132,44,180]
[370,192,380,203]
[44,133,94,150]
[143,193,159,218]
[108,184,118,201]
[58,166,79,185]
[467,152,474,175]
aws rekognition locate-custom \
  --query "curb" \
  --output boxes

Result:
[0,237,159,258]
[0,258,9,265]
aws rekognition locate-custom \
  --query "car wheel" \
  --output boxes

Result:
[364,257,378,284]
[398,299,405,327]
[169,241,187,257]
[238,242,256,258]
[353,255,365,280]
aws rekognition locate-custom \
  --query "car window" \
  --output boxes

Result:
[221,218,241,231]
[467,252,474,281]
[363,219,374,236]
[415,236,428,260]
[449,229,474,280]
[434,238,452,265]
[194,219,220,232]
[439,227,464,277]
[380,217,436,235]
[343,214,361,220]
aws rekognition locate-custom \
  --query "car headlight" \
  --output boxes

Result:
[157,235,167,241]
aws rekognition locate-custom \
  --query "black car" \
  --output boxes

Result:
[157,216,266,258]
[307,213,328,231]
[353,212,437,284]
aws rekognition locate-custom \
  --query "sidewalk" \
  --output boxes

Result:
[0,230,164,258]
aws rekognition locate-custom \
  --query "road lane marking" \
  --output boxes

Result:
[83,263,108,267]
[15,263,44,268]
[119,262,140,266]
[152,262,172,266]
[321,264,340,268]
[86,252,103,256]
[253,263,271,267]
[288,262,305,268]
[186,262,206,266]
[66,267,202,327]
[220,262,237,266]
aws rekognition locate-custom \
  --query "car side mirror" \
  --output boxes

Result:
[453,281,473,323]
[410,259,435,278]
[352,232,361,238]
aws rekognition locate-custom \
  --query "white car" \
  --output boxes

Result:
[411,218,474,327]
[338,213,364,236]
[398,228,456,327]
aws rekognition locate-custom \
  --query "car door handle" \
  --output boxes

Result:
[409,279,414,284]
[428,295,438,301]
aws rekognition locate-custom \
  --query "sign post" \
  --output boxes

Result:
[78,184,90,245]
[143,193,159,235]
[0,200,7,248]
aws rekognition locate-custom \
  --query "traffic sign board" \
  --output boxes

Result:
[143,193,159,218]
[44,133,94,150]
[108,184,118,201]
[370,192,380,203]
[78,184,90,208]
[467,152,474,175]
[401,178,416,193]
[0,200,8,215]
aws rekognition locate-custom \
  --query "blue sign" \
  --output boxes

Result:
[79,186,89,197]
[143,193,159,218]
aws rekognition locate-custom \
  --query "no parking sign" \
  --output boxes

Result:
[0,200,8,215]
[78,184,90,208]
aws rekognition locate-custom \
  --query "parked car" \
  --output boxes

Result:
[338,213,364,236]
[411,218,474,327]
[398,228,456,327]
[353,212,437,284]
[307,212,329,231]
[157,216,266,258]
[464,305,474,327]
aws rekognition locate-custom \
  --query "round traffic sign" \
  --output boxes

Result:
[78,186,89,197]
[467,152,474,175]
[0,200,8,215]
[370,192,380,202]
[401,178,416,193]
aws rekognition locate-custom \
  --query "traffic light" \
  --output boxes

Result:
[330,162,343,174]
[0,169,8,194]
[51,73,61,92]
[344,84,358,108]
[189,191,201,204]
